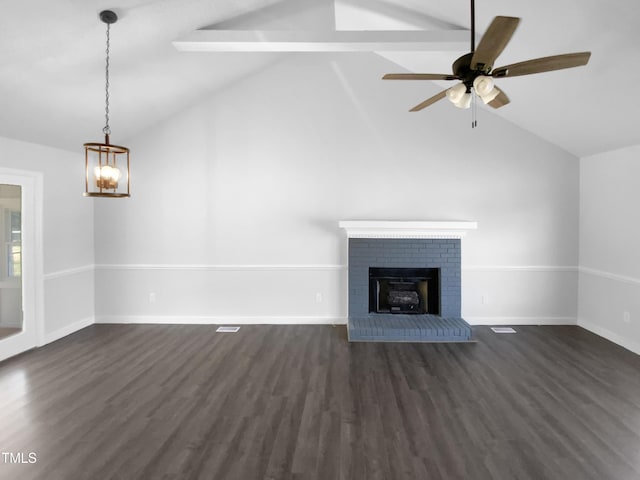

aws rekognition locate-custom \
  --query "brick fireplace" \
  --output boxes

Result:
[348,238,461,318]
[339,221,477,342]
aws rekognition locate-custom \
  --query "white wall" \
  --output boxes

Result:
[95,53,579,325]
[578,144,640,354]
[0,136,94,342]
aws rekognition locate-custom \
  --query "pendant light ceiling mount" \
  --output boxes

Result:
[83,8,130,198]
[99,10,118,25]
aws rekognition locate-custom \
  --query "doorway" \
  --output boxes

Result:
[0,169,43,363]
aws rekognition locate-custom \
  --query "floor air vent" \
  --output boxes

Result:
[491,327,517,334]
[216,326,240,333]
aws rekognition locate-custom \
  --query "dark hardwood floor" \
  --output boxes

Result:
[1,324,639,480]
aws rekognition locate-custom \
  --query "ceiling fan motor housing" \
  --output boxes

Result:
[453,52,492,91]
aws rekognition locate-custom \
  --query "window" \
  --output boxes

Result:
[6,210,21,278]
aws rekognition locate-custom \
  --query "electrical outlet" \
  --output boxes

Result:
[623,311,631,323]
[481,294,490,305]
[315,293,323,303]
[149,292,157,304]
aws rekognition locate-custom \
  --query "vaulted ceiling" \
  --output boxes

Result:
[1,0,639,157]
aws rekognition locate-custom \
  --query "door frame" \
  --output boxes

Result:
[0,168,44,363]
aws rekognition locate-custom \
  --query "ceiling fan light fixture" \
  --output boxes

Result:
[473,75,494,97]
[454,93,472,109]
[446,82,467,104]
[479,87,500,104]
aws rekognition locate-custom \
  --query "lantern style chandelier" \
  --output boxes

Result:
[83,10,130,198]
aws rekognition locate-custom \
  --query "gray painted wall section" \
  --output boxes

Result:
[348,238,461,319]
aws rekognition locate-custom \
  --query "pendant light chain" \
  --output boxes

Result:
[103,22,111,136]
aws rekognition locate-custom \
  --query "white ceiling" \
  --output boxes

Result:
[1,0,639,157]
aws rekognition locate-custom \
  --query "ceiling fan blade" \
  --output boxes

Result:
[492,52,591,78]
[487,87,510,109]
[383,73,459,81]
[409,90,448,112]
[470,16,520,71]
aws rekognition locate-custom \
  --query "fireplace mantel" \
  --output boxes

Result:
[338,221,477,239]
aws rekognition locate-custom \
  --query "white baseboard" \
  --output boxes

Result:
[95,315,348,325]
[464,316,577,326]
[578,319,640,356]
[43,316,95,345]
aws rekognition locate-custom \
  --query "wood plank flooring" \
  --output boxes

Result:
[0,324,639,480]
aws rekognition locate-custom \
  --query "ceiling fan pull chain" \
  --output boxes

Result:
[471,90,478,128]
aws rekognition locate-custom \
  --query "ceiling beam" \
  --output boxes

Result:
[173,29,469,52]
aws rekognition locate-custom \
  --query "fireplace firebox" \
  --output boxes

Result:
[369,267,440,315]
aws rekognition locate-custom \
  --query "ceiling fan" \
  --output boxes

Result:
[383,0,591,117]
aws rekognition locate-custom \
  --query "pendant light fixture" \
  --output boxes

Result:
[84,10,130,198]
